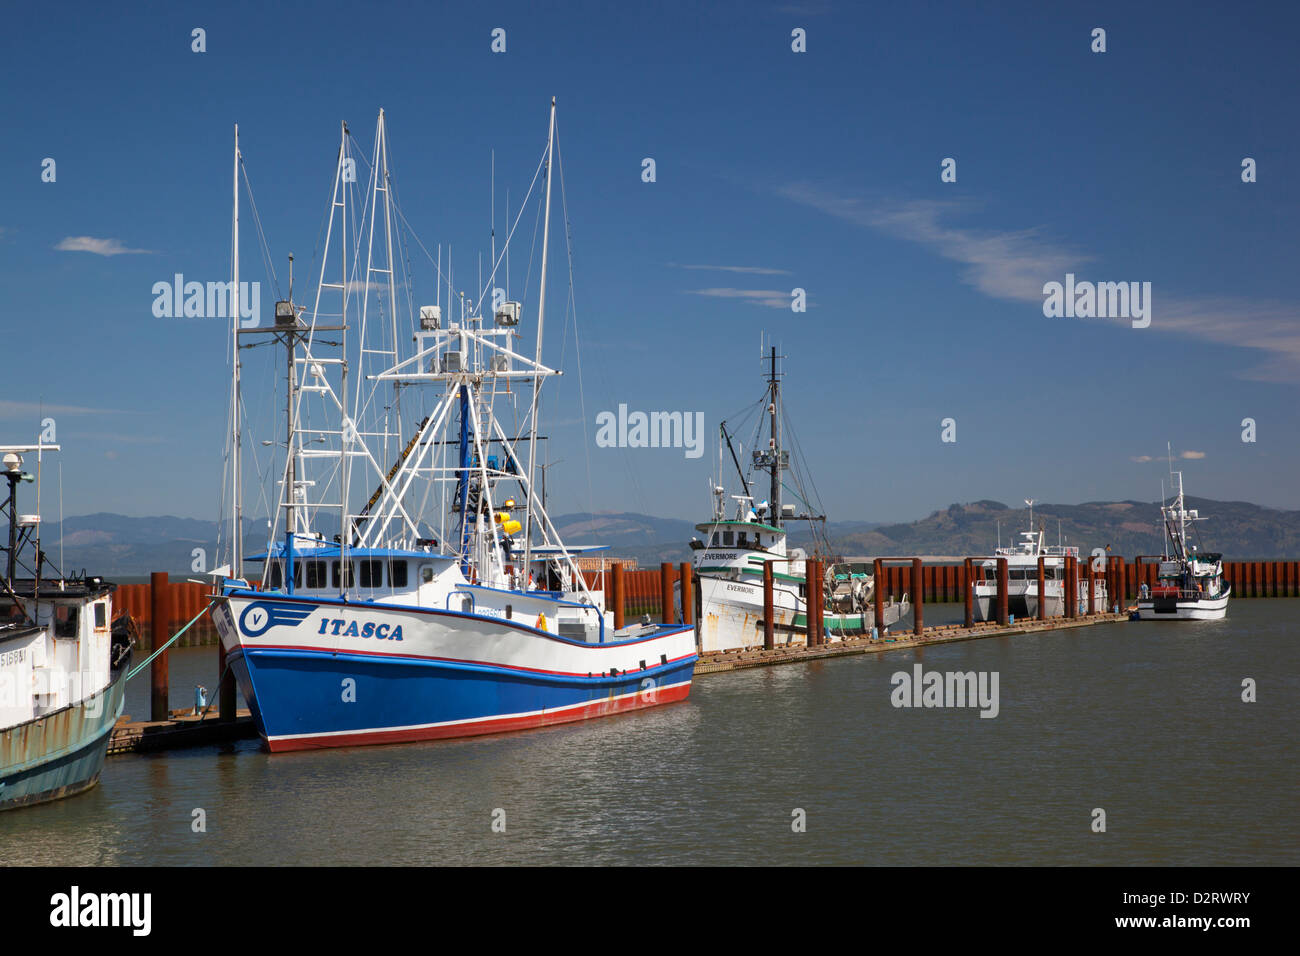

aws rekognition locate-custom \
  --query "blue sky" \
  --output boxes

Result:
[2,0,1297,529]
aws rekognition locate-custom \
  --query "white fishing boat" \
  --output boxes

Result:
[1134,468,1229,620]
[972,501,1108,621]
[209,103,695,752]
[1,443,134,810]
[682,346,910,652]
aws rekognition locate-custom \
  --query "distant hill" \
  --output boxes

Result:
[805,498,1300,561]
[4,497,1296,577]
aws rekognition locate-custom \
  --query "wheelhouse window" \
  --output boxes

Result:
[358,559,383,588]
[723,531,734,546]
[389,560,408,589]
[332,560,355,589]
[305,560,328,589]
[420,565,434,585]
[54,605,78,638]
[94,603,108,629]
[268,560,302,589]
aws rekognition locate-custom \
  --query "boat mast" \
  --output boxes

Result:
[231,124,243,579]
[523,97,556,574]
[769,345,781,528]
[339,122,350,566]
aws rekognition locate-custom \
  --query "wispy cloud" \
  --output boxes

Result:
[777,183,1300,383]
[778,185,1083,302]
[1131,450,1207,463]
[668,263,792,276]
[0,401,126,420]
[686,287,795,309]
[54,236,151,256]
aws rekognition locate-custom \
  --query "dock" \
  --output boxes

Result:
[695,611,1128,675]
[107,709,258,755]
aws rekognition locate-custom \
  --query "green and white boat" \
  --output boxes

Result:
[680,347,910,652]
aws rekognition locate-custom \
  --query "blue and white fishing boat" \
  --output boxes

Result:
[210,103,696,752]
[1,442,134,810]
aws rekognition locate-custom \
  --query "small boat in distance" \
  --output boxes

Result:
[972,501,1108,621]
[1134,468,1229,620]
[1,442,134,811]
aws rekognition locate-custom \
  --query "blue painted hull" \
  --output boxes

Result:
[0,665,129,812]
[232,644,696,751]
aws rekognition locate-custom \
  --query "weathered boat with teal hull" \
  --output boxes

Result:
[1,443,134,811]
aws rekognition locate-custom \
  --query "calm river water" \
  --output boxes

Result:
[2,601,1295,866]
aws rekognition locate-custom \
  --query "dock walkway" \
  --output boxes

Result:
[695,612,1128,675]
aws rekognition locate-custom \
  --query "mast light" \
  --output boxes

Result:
[274,300,296,327]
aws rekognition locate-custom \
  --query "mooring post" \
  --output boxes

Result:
[763,559,775,650]
[659,562,675,626]
[996,557,1009,625]
[1037,556,1046,620]
[217,635,235,722]
[611,562,625,630]
[814,559,826,645]
[1068,555,1079,618]
[150,572,169,722]
[1088,557,1097,615]
[875,558,887,633]
[912,558,924,636]
[963,557,973,628]
[805,558,818,646]
[813,559,824,646]
[679,561,694,628]
[816,559,827,644]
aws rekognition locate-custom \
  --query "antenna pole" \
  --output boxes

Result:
[523,97,556,575]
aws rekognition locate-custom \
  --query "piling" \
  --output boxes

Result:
[805,559,818,646]
[875,558,887,633]
[216,638,234,722]
[150,572,169,722]
[659,562,676,626]
[1037,556,1047,621]
[912,557,924,636]
[996,557,1009,625]
[814,559,826,646]
[1088,558,1097,615]
[963,557,974,628]
[611,563,625,630]
[763,560,775,650]
[679,561,694,627]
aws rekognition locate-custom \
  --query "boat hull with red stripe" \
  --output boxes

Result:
[212,589,697,752]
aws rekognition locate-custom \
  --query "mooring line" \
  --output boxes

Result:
[126,599,220,682]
